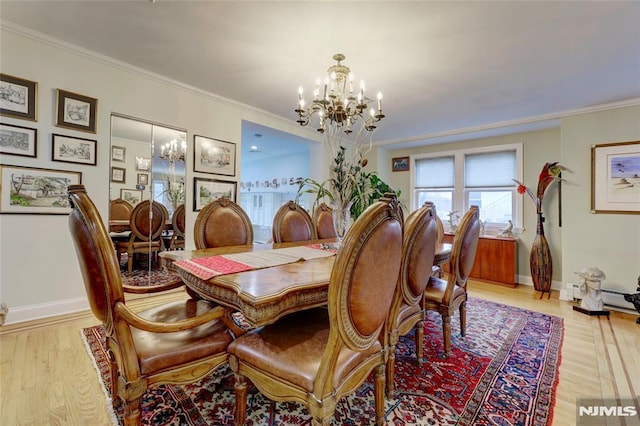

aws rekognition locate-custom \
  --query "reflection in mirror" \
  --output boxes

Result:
[110,115,186,286]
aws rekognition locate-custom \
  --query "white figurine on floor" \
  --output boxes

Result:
[497,220,513,237]
[576,267,606,311]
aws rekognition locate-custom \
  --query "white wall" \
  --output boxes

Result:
[0,27,321,324]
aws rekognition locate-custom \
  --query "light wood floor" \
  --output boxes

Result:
[1,281,638,426]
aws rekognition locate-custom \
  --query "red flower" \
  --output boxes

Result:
[517,185,527,195]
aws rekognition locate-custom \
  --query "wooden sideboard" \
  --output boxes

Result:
[442,233,518,287]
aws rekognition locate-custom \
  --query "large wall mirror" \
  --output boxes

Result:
[109,114,186,284]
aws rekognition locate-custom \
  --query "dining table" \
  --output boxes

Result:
[163,239,453,328]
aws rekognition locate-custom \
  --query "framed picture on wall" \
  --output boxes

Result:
[392,156,410,172]
[51,133,97,166]
[135,156,151,171]
[0,122,37,158]
[137,173,148,185]
[193,177,236,211]
[0,74,38,121]
[55,89,98,133]
[0,164,81,214]
[591,140,640,214]
[111,167,126,183]
[120,188,143,206]
[111,145,126,162]
[193,135,236,176]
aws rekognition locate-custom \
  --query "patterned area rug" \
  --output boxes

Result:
[118,253,181,288]
[81,298,563,425]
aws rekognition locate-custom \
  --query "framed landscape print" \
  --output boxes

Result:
[51,133,97,166]
[111,167,126,183]
[0,164,81,214]
[392,156,410,172]
[120,188,143,206]
[591,140,640,214]
[55,89,97,133]
[193,177,236,211]
[0,122,37,158]
[193,135,236,176]
[0,74,38,121]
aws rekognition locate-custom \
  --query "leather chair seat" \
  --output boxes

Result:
[228,308,382,392]
[395,302,421,326]
[424,276,465,303]
[132,299,233,375]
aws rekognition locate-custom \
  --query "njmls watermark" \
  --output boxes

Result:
[577,398,640,426]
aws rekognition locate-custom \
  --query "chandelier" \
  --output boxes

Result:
[295,54,385,136]
[159,137,186,163]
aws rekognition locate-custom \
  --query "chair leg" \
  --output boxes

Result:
[107,348,120,407]
[234,372,248,425]
[385,344,397,399]
[127,251,133,273]
[460,301,467,337]
[442,314,452,357]
[415,319,424,364]
[374,364,385,426]
[123,397,141,426]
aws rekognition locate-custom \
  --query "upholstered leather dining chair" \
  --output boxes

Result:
[193,198,253,249]
[116,200,168,273]
[272,200,315,243]
[67,185,233,426]
[168,203,186,250]
[423,205,480,357]
[108,198,133,243]
[228,195,404,426]
[312,202,337,239]
[423,201,446,278]
[386,203,438,398]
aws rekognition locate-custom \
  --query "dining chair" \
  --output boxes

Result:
[193,198,253,249]
[168,203,186,250]
[228,195,404,426]
[116,200,168,273]
[272,200,315,243]
[312,202,337,239]
[423,201,446,278]
[108,198,133,243]
[67,185,233,426]
[423,205,480,357]
[386,203,437,398]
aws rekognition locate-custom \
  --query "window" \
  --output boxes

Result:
[411,144,523,231]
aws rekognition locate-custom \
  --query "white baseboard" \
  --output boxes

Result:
[516,275,563,290]
[3,297,90,326]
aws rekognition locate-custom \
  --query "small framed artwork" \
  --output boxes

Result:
[55,89,97,133]
[111,145,126,162]
[392,156,410,172]
[111,167,126,183]
[0,74,38,121]
[0,122,37,158]
[0,164,81,214]
[120,188,143,206]
[194,135,236,176]
[135,156,151,171]
[193,177,236,211]
[137,173,148,185]
[51,133,97,166]
[591,140,640,214]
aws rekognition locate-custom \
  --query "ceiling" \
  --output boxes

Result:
[2,1,639,155]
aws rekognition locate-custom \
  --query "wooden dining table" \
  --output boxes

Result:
[165,240,452,328]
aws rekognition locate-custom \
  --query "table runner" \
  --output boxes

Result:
[174,245,337,280]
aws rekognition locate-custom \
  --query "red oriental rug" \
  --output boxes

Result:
[118,253,181,288]
[81,298,563,425]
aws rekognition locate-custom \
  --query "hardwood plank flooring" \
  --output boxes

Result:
[1,282,638,426]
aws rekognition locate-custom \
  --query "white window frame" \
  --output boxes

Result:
[409,143,524,234]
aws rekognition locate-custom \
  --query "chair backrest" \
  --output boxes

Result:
[172,204,186,238]
[313,202,337,239]
[397,204,438,308]
[109,198,132,221]
[194,198,253,249]
[315,195,403,395]
[423,201,444,244]
[447,205,481,292]
[68,185,125,324]
[272,200,315,243]
[129,200,168,242]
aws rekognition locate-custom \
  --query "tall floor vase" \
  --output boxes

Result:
[530,212,553,299]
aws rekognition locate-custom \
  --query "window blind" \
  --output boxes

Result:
[415,156,454,188]
[464,150,516,188]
